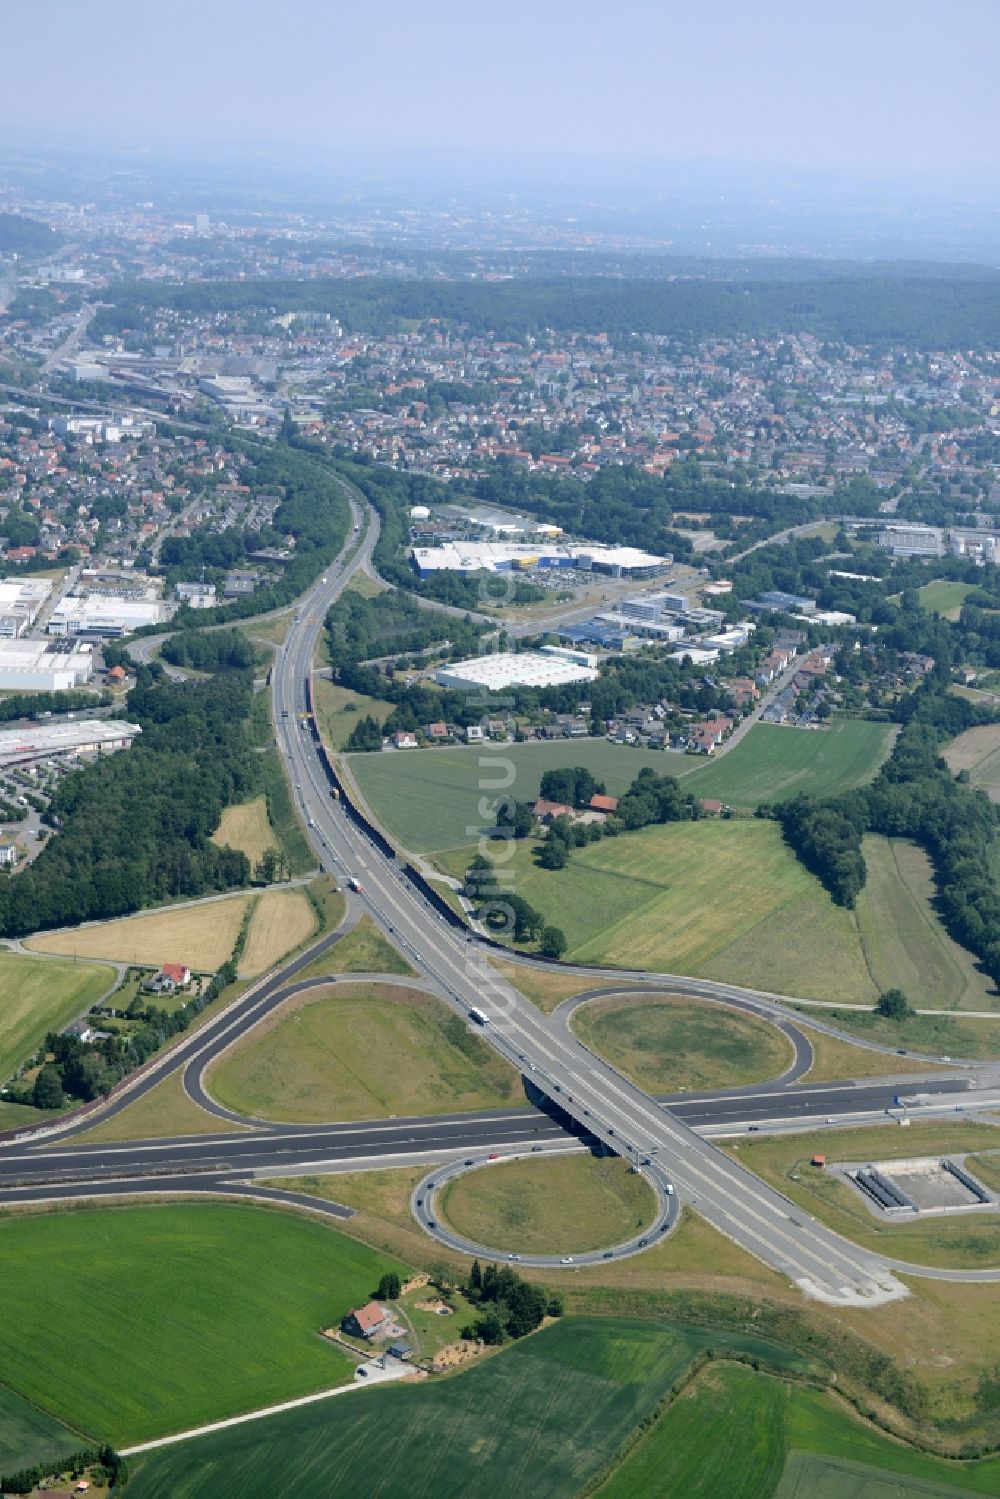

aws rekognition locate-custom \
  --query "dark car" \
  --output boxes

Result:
[464,1158,475,1166]
[602,1251,614,1259]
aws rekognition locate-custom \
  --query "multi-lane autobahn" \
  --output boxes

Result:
[3,482,1000,1305]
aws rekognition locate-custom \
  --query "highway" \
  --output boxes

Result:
[2,479,999,1304]
[265,489,914,1305]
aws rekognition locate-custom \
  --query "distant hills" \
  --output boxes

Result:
[0,213,62,257]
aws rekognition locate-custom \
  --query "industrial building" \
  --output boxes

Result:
[433,651,599,693]
[0,718,142,769]
[950,531,998,563]
[0,578,53,638]
[412,540,669,579]
[0,638,94,691]
[47,595,162,637]
[877,524,942,558]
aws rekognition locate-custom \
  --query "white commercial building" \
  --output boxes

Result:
[412,540,669,579]
[47,595,162,637]
[433,651,599,693]
[0,578,53,638]
[0,718,141,768]
[0,638,93,691]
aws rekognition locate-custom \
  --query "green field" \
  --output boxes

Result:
[295,915,415,980]
[855,836,996,1009]
[313,676,395,751]
[125,1318,816,1499]
[0,1382,84,1477]
[596,1363,998,1499]
[572,994,794,1092]
[917,580,977,619]
[0,1205,402,1446]
[439,1154,657,1254]
[347,739,683,852]
[944,724,1000,802]
[0,950,114,1085]
[440,819,878,1003]
[679,719,894,809]
[347,722,894,852]
[207,981,525,1122]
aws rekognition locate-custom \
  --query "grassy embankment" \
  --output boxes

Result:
[206,981,525,1123]
[0,950,113,1085]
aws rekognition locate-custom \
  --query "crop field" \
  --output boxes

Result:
[207,981,525,1122]
[125,1317,816,1499]
[347,739,677,852]
[596,1363,999,1499]
[440,820,878,1003]
[0,1204,402,1447]
[855,836,996,1009]
[678,719,894,809]
[313,676,395,751]
[944,723,1000,802]
[917,579,977,619]
[727,1122,1000,1270]
[239,887,317,976]
[0,950,113,1084]
[210,796,276,867]
[25,894,255,972]
[571,993,793,1092]
[439,1154,657,1255]
[0,1381,83,1476]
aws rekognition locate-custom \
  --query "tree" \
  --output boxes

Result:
[540,926,567,959]
[344,714,383,752]
[31,1063,65,1110]
[469,1259,482,1295]
[376,1271,401,1301]
[255,847,279,884]
[876,988,912,1020]
[538,837,569,871]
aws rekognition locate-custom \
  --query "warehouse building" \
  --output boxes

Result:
[412,540,669,579]
[0,579,53,637]
[0,638,94,691]
[877,524,942,558]
[47,595,162,637]
[0,718,141,768]
[433,651,599,693]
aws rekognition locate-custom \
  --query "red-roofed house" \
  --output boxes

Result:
[531,799,574,823]
[342,1302,390,1340]
[588,793,619,815]
[160,963,191,987]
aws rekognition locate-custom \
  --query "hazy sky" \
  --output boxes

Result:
[5,0,998,178]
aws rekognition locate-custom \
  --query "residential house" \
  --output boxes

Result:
[0,842,16,866]
[588,793,619,816]
[424,721,449,741]
[391,731,418,750]
[531,798,574,823]
[342,1303,391,1341]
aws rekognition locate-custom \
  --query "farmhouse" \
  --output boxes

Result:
[589,793,619,815]
[342,1302,390,1340]
[532,798,574,823]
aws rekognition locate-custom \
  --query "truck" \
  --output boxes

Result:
[347,876,363,893]
[330,786,340,800]
[468,1006,488,1026]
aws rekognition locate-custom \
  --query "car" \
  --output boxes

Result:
[415,1198,423,1207]
[553,1084,561,1093]
[567,1095,573,1103]
[507,1253,521,1261]
[665,1184,674,1196]
[464,1158,475,1166]
[637,1238,648,1247]
[280,709,289,718]
[582,1108,589,1116]
[896,1048,907,1055]
[427,1220,435,1230]
[641,1156,651,1166]
[748,1124,760,1132]
[560,1256,574,1265]
[602,1251,614,1259]
[487,1152,499,1161]
[607,1127,615,1137]
[940,1055,952,1062]
[426,1181,435,1189]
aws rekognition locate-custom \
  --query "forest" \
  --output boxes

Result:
[91,270,1000,349]
[0,669,257,936]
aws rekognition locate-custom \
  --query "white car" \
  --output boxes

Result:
[560,1256,574,1265]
